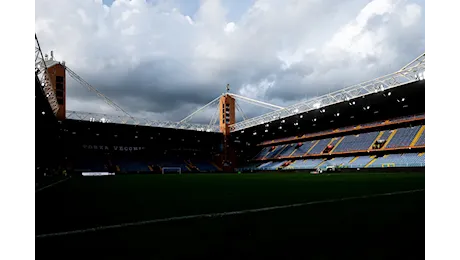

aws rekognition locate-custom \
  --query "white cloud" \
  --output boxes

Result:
[401,3,422,27]
[35,0,425,122]
[239,77,276,100]
[225,22,236,33]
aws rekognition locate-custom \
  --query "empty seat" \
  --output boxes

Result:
[415,130,425,146]
[386,126,422,148]
[278,144,297,157]
[291,141,316,157]
[308,139,331,155]
[286,159,324,170]
[348,156,373,168]
[369,153,425,168]
[264,145,286,159]
[334,131,380,153]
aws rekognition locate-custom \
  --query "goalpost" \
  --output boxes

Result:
[161,167,182,174]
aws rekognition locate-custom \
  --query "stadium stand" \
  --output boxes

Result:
[333,131,380,153]
[308,138,331,155]
[278,144,297,157]
[53,114,224,174]
[346,156,374,168]
[192,160,219,172]
[258,113,425,147]
[414,128,425,146]
[291,141,316,157]
[45,80,425,175]
[73,158,108,172]
[386,126,422,148]
[368,153,425,168]
[264,145,285,159]
[254,147,270,159]
[238,162,262,171]
[116,159,150,173]
[379,130,392,142]
[284,159,324,170]
[235,110,426,171]
[325,156,355,166]
[38,58,424,175]
[257,161,287,170]
[68,152,226,174]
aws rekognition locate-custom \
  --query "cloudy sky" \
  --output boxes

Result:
[35,0,425,124]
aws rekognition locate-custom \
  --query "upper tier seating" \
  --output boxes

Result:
[291,141,317,157]
[379,130,392,141]
[278,144,297,157]
[308,138,331,155]
[386,126,422,148]
[264,145,286,158]
[260,113,424,146]
[254,147,271,159]
[415,129,425,146]
[333,131,380,153]
[255,124,424,161]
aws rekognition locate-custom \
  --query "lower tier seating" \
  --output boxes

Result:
[71,155,221,173]
[368,153,425,168]
[239,153,425,171]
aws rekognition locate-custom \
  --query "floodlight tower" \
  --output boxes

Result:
[219,86,237,171]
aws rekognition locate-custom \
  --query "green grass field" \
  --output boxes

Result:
[36,172,424,259]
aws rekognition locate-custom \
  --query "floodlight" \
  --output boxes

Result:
[300,115,303,118]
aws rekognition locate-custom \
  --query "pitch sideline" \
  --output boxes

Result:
[36,188,424,238]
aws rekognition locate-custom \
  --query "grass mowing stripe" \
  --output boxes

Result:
[35,177,72,193]
[36,188,424,238]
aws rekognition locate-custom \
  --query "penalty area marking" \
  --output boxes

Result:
[36,188,424,238]
[35,176,71,193]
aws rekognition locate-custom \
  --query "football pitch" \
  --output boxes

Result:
[36,172,424,259]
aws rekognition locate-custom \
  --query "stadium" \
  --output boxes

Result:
[35,13,425,260]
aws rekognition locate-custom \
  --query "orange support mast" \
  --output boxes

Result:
[46,58,66,120]
[219,93,237,171]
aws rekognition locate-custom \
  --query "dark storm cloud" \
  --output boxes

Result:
[36,0,425,122]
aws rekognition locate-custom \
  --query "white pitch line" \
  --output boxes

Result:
[36,188,424,238]
[35,176,71,193]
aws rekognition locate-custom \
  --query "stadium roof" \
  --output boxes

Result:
[232,79,425,145]
[229,53,425,132]
[65,110,221,132]
[36,32,424,133]
[65,53,424,133]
